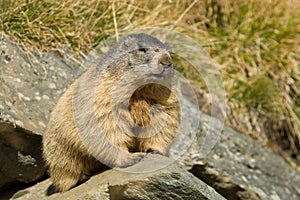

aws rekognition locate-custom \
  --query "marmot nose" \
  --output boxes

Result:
[159,52,172,67]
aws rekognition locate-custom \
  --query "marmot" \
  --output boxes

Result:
[42,33,180,192]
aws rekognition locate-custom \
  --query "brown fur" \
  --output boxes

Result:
[42,34,180,192]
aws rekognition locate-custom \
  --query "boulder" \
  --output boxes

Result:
[0,34,82,193]
[180,114,300,200]
[11,154,225,200]
[0,112,44,192]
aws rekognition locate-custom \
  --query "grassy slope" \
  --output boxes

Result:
[1,0,299,166]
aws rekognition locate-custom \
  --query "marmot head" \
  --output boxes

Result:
[99,33,174,78]
[100,34,178,130]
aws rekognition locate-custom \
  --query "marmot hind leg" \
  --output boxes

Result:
[48,152,100,192]
[50,166,81,192]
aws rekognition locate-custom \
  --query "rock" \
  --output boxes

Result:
[0,34,82,193]
[11,154,225,200]
[0,112,44,191]
[180,113,300,200]
[0,34,83,134]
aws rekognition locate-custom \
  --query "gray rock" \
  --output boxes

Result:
[0,112,44,189]
[0,34,82,192]
[11,154,225,200]
[179,113,300,200]
[0,34,83,134]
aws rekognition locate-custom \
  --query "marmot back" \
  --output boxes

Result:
[42,33,180,192]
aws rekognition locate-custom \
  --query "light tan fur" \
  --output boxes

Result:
[42,34,180,192]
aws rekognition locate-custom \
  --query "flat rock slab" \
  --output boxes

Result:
[11,154,225,200]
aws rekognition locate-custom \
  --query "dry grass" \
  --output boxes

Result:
[1,0,299,165]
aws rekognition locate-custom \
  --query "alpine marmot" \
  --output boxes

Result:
[43,33,180,192]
